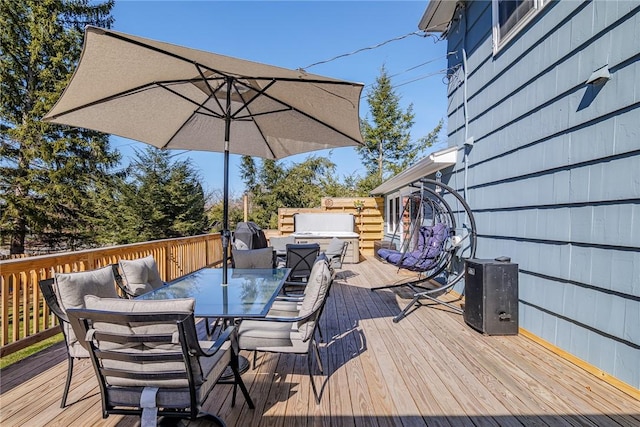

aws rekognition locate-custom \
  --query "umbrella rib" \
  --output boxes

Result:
[239,82,364,147]
[44,82,163,120]
[44,78,225,121]
[195,64,227,115]
[157,82,224,119]
[230,80,279,120]
[232,78,364,146]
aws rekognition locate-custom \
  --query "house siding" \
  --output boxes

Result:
[442,0,639,390]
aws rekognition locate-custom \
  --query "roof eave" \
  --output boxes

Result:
[418,0,459,34]
[370,146,458,195]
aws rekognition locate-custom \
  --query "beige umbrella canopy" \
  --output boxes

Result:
[44,26,364,282]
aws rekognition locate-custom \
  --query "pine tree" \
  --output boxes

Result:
[104,147,207,244]
[357,65,442,187]
[0,0,117,253]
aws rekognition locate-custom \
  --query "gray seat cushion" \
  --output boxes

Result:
[238,259,331,353]
[54,265,118,357]
[267,299,301,317]
[118,255,164,296]
[325,237,345,258]
[269,235,295,255]
[238,320,308,353]
[296,260,331,340]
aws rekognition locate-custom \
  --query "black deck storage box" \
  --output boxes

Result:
[464,258,519,335]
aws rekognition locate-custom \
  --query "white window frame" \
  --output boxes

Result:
[492,0,549,54]
[386,193,401,235]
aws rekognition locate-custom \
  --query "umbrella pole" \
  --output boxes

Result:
[222,148,230,284]
[221,77,233,285]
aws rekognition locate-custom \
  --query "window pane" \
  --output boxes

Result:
[498,0,535,35]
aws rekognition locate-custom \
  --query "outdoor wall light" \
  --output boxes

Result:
[586,65,611,85]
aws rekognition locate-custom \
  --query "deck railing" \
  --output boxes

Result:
[0,233,222,356]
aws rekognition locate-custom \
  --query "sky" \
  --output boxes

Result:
[109,1,450,196]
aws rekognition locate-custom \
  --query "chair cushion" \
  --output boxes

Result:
[84,295,194,312]
[118,255,164,296]
[325,237,346,258]
[105,341,230,408]
[268,235,295,255]
[297,259,331,341]
[55,265,118,358]
[267,299,301,317]
[84,296,195,350]
[83,296,199,388]
[238,319,308,353]
[54,265,118,312]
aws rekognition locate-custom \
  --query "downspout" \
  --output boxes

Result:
[463,46,469,201]
[461,3,471,203]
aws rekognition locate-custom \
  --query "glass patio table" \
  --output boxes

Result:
[137,267,290,318]
[137,267,290,378]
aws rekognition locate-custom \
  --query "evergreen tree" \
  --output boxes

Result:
[0,0,117,253]
[357,65,442,184]
[103,147,207,244]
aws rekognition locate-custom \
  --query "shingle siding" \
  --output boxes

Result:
[442,0,640,389]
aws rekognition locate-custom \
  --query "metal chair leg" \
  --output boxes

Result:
[61,356,74,408]
[252,350,259,369]
[230,358,254,409]
[313,340,323,374]
[307,350,321,404]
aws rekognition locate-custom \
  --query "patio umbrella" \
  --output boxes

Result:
[44,26,364,284]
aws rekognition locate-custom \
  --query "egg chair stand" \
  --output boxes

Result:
[372,178,477,322]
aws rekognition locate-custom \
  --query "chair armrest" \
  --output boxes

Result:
[39,278,70,323]
[185,324,235,358]
[275,295,304,302]
[241,310,317,324]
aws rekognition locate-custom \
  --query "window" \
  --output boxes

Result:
[386,194,401,235]
[492,0,548,53]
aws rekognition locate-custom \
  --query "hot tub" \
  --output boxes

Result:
[290,213,360,263]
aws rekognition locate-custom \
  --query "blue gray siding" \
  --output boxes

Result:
[443,1,639,390]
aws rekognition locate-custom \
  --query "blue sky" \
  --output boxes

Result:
[110,1,449,196]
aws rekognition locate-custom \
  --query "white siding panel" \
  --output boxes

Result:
[610,60,638,107]
[615,340,640,392]
[588,332,617,379]
[607,4,640,66]
[612,252,640,296]
[615,108,640,154]
[623,299,640,344]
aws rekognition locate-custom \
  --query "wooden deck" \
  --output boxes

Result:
[1,257,638,427]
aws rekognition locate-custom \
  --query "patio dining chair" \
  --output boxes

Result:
[67,296,253,427]
[268,235,295,267]
[283,243,320,295]
[38,265,119,408]
[324,237,349,273]
[115,254,166,298]
[231,247,277,269]
[238,257,333,403]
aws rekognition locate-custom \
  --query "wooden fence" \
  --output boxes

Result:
[277,197,384,256]
[0,233,222,356]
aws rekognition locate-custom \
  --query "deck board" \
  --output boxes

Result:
[1,256,638,427]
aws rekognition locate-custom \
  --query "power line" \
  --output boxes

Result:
[300,30,439,71]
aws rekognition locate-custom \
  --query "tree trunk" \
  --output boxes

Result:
[378,140,384,181]
[10,217,26,255]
